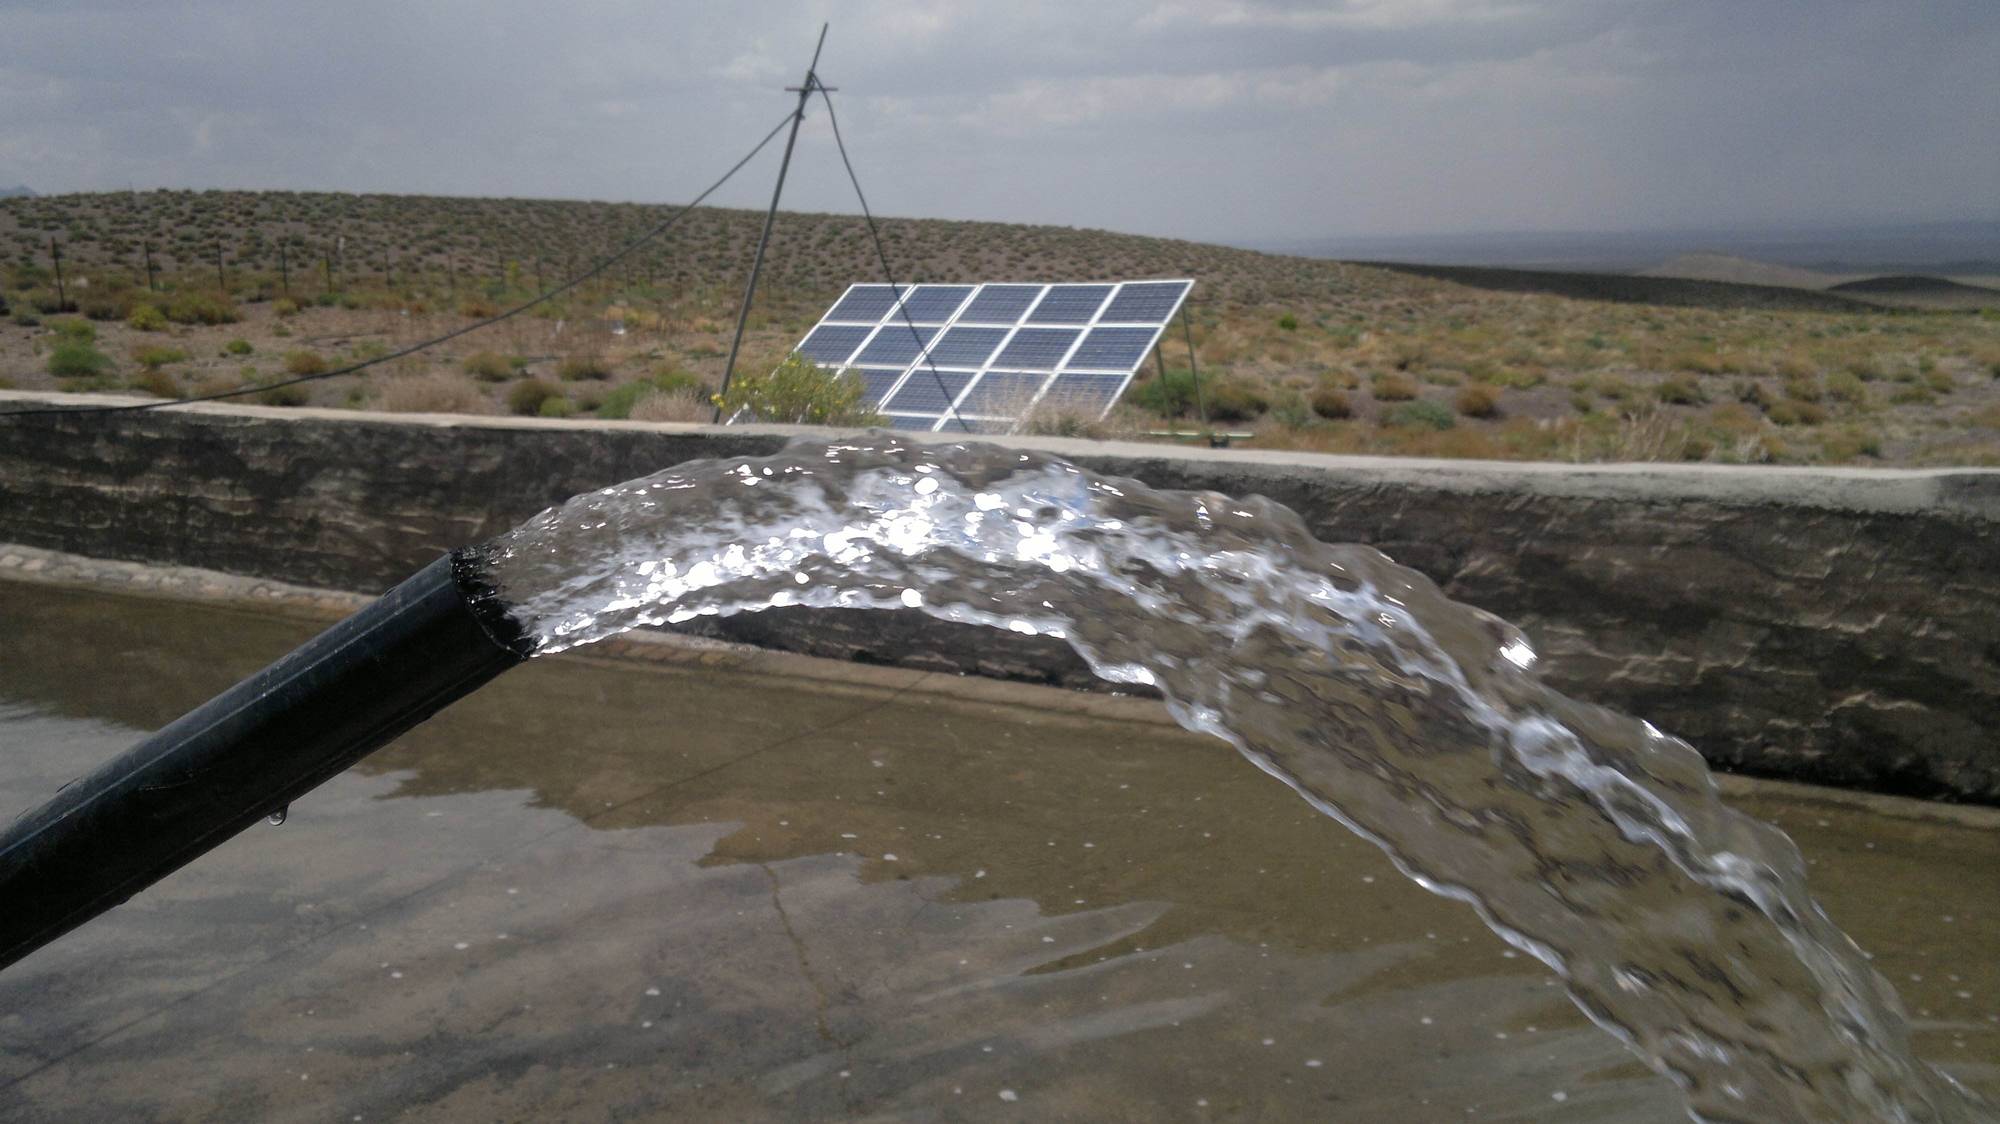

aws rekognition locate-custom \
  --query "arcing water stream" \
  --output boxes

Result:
[479,435,1993,1124]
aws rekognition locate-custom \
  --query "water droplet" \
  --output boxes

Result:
[266,805,288,826]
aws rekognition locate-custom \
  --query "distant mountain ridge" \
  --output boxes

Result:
[1640,253,1848,289]
[1252,221,2000,277]
[0,186,33,199]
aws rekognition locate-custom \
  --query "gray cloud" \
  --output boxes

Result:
[0,0,1992,241]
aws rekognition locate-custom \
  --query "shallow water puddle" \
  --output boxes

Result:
[1,583,1994,1121]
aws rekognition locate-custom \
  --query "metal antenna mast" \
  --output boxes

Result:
[713,23,832,422]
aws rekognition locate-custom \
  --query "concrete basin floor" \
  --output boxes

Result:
[1,584,1995,1121]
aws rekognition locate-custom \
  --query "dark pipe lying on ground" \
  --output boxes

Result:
[0,548,530,971]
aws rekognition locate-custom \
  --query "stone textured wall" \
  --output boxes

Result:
[2,395,1995,802]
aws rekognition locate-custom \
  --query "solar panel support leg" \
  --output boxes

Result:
[1179,303,1210,431]
[713,24,831,423]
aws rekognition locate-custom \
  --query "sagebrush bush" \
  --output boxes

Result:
[1383,399,1455,430]
[130,368,182,399]
[1825,372,1868,404]
[1309,385,1352,419]
[257,381,310,407]
[1767,399,1828,426]
[1129,369,1203,418]
[50,317,95,342]
[1655,376,1706,405]
[596,376,694,420]
[461,350,514,381]
[716,353,877,424]
[79,290,133,321]
[224,338,253,356]
[556,354,612,381]
[165,290,239,325]
[373,372,493,414]
[1783,377,1823,403]
[1204,379,1268,422]
[47,340,113,378]
[507,377,562,416]
[283,350,329,376]
[127,303,167,331]
[134,345,188,370]
[1454,384,1502,418]
[627,387,710,422]
[1372,372,1419,401]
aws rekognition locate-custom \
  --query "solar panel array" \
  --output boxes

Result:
[773,279,1193,433]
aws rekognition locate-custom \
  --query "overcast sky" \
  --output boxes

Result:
[1,0,1994,243]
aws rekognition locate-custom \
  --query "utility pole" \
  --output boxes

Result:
[279,242,290,296]
[49,238,67,311]
[712,23,832,423]
[142,242,158,292]
[215,240,227,293]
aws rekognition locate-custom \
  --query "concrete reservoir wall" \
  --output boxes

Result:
[2,391,1996,803]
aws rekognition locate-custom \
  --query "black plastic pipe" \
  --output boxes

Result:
[0,548,530,971]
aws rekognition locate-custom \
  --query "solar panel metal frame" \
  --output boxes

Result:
[755,278,1193,434]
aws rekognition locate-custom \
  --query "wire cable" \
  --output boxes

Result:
[814,83,972,433]
[0,112,799,419]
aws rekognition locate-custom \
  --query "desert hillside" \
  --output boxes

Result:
[3,190,1998,467]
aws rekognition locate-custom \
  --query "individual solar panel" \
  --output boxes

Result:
[853,323,940,366]
[798,324,873,365]
[826,284,904,322]
[1100,280,1192,323]
[896,285,975,323]
[765,278,1192,433]
[1066,327,1157,369]
[1026,284,1113,324]
[957,372,1049,416]
[958,284,1044,324]
[924,326,1009,368]
[850,368,906,406]
[883,370,975,413]
[992,327,1082,370]
[1039,373,1127,413]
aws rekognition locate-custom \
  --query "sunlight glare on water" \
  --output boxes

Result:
[480,434,1995,1124]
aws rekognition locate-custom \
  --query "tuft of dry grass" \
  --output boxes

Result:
[1372,372,1419,401]
[627,387,711,422]
[372,371,494,414]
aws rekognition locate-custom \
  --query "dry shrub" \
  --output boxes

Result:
[507,377,561,416]
[1596,413,1702,462]
[129,368,182,399]
[373,371,495,414]
[627,387,712,423]
[1767,399,1828,427]
[1454,384,1502,418]
[462,350,514,381]
[1309,385,1352,419]
[284,349,329,376]
[1783,377,1823,403]
[1372,372,1419,401]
